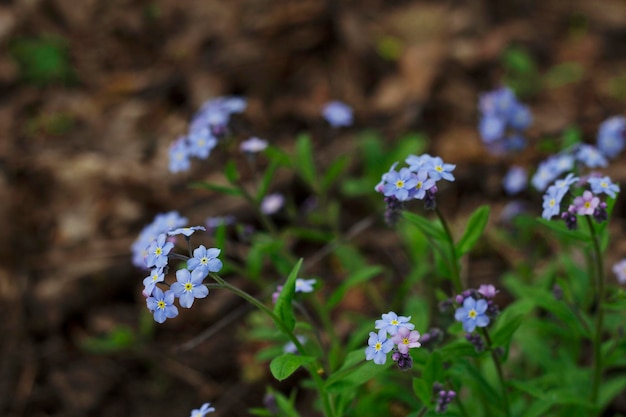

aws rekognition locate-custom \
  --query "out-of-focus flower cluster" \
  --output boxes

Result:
[169,96,247,173]
[478,87,532,154]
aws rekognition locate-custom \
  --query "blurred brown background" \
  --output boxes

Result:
[1,0,626,416]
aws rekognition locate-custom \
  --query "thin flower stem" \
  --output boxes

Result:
[209,273,336,417]
[585,216,605,405]
[416,406,428,417]
[481,328,511,417]
[435,207,463,293]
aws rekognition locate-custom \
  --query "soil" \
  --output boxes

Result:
[2,0,626,416]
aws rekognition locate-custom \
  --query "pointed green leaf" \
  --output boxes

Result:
[189,182,242,196]
[412,378,432,406]
[294,134,316,187]
[490,309,524,348]
[456,205,490,256]
[269,353,315,381]
[273,259,303,333]
[224,160,240,184]
[256,160,280,202]
[327,266,383,309]
[403,212,446,241]
[321,155,349,192]
[422,351,444,388]
[325,359,392,393]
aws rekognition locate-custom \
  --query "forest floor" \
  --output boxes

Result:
[1,0,626,416]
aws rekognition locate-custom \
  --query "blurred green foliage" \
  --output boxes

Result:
[10,35,75,86]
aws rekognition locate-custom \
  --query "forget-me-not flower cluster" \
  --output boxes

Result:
[365,311,421,368]
[132,216,223,323]
[376,154,455,202]
[478,87,532,153]
[169,96,247,173]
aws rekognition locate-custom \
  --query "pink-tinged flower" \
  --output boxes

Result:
[240,137,268,153]
[612,259,626,284]
[391,327,421,354]
[261,193,285,215]
[572,191,600,215]
[478,284,498,298]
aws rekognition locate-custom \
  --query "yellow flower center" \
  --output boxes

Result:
[549,199,555,207]
[584,202,591,209]
[601,181,608,188]
[155,248,162,255]
[402,337,410,345]
[151,274,159,282]
[435,166,443,172]
[395,180,405,188]
[468,309,477,319]
[391,319,399,325]
[200,257,209,265]
[375,342,382,351]
[157,300,166,310]
[184,282,193,291]
[416,181,423,189]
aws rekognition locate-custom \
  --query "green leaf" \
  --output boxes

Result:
[402,212,446,241]
[269,353,315,381]
[189,181,242,196]
[422,351,444,388]
[536,217,591,244]
[599,375,626,409]
[273,259,303,333]
[321,155,349,192]
[265,146,291,166]
[256,160,280,202]
[224,160,240,183]
[490,310,524,348]
[325,359,392,393]
[327,266,383,309]
[412,378,432,406]
[456,205,490,256]
[294,134,316,188]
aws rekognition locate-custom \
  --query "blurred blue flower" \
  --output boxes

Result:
[322,100,353,127]
[189,402,215,417]
[588,175,620,198]
[503,166,527,195]
[169,137,192,173]
[576,144,608,168]
[597,116,625,158]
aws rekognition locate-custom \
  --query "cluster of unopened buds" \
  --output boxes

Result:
[365,312,421,370]
[432,383,457,413]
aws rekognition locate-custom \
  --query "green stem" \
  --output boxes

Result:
[481,328,511,417]
[435,207,463,293]
[586,216,605,405]
[210,273,335,417]
[416,406,428,417]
